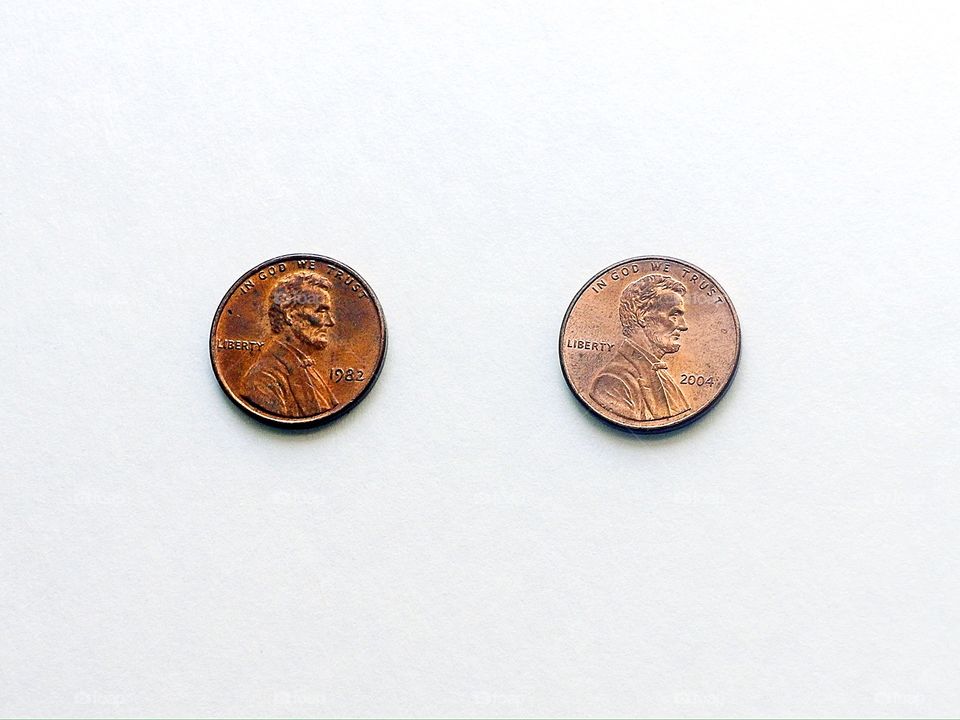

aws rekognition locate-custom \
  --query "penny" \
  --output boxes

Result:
[210,254,387,427]
[559,256,740,432]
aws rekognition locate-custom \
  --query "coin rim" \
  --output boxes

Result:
[209,253,388,428]
[558,255,741,433]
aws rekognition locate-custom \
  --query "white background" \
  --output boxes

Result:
[1,1,958,717]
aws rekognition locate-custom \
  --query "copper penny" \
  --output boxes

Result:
[210,254,387,427]
[559,256,740,432]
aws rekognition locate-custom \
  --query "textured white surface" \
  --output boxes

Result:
[1,1,958,717]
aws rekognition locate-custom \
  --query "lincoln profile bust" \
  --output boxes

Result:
[590,273,691,421]
[241,271,339,418]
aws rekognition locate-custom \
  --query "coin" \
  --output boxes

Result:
[559,256,740,432]
[210,254,387,427]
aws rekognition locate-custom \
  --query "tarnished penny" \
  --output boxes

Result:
[559,256,740,432]
[210,254,387,427]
